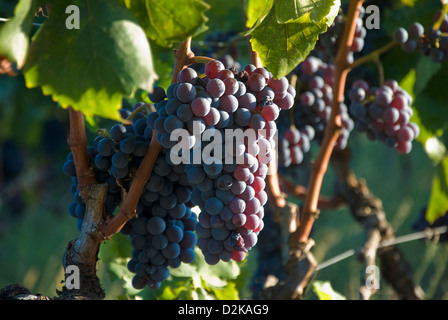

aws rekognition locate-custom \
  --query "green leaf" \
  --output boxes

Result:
[275,0,338,24]
[176,247,240,280]
[0,0,37,68]
[108,259,142,297]
[414,63,448,134]
[410,63,448,161]
[312,281,346,300]
[245,0,274,29]
[23,0,157,121]
[201,277,240,300]
[399,67,447,162]
[98,233,133,264]
[414,56,441,95]
[124,0,210,48]
[248,1,339,78]
[426,157,448,224]
[205,0,246,33]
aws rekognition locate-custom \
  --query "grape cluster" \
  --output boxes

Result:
[395,11,448,63]
[277,125,315,167]
[63,103,200,290]
[348,79,419,154]
[284,56,353,160]
[147,60,294,264]
[315,6,367,63]
[124,148,198,290]
[250,207,286,298]
[62,106,151,231]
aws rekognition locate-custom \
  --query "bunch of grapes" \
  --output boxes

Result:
[62,106,151,231]
[124,148,198,290]
[294,56,353,148]
[277,125,315,167]
[250,207,287,298]
[394,11,448,63]
[147,59,294,264]
[63,103,201,290]
[348,79,419,154]
[314,6,367,63]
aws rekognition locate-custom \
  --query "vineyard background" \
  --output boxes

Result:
[0,0,448,300]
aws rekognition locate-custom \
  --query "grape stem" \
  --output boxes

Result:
[190,55,216,64]
[350,40,396,70]
[68,107,97,192]
[372,54,385,87]
[293,0,366,244]
[288,74,298,129]
[279,174,346,210]
[171,37,195,83]
[125,103,153,122]
[100,132,162,237]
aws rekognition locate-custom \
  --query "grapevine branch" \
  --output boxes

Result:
[294,0,365,244]
[67,107,96,191]
[62,107,107,300]
[331,147,425,300]
[99,133,162,238]
[358,228,381,299]
[349,40,396,70]
[279,174,346,210]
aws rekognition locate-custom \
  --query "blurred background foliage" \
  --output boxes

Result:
[0,0,447,300]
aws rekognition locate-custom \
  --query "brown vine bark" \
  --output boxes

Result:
[294,0,365,244]
[60,183,108,300]
[59,108,106,300]
[331,148,425,300]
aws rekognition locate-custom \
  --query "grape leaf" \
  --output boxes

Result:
[426,157,448,224]
[23,0,157,121]
[414,56,441,95]
[400,67,447,162]
[312,281,346,300]
[99,233,133,264]
[205,0,246,33]
[275,0,338,24]
[124,0,210,48]
[414,63,448,134]
[0,0,37,68]
[247,0,339,79]
[245,0,274,29]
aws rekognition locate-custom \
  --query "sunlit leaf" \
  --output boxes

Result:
[24,0,157,121]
